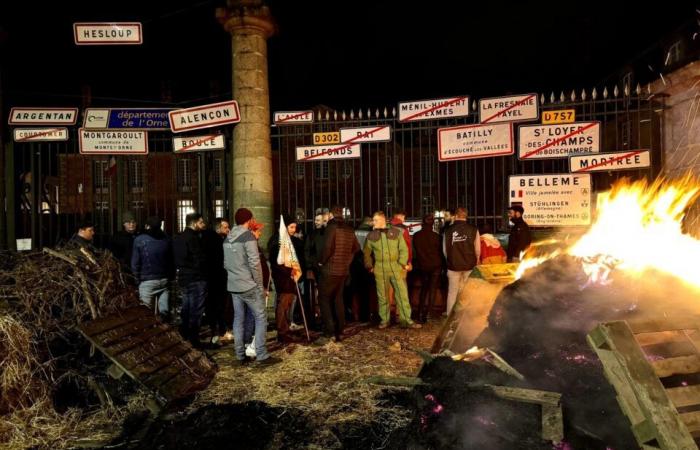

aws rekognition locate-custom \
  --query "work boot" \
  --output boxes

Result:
[378,322,389,330]
[254,356,282,367]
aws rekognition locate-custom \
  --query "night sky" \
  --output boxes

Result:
[0,1,698,113]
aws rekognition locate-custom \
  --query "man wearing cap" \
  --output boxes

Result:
[224,208,280,366]
[507,205,532,262]
[110,211,139,273]
[132,216,173,321]
[68,220,97,254]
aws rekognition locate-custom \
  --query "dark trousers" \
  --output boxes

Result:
[180,280,208,343]
[276,292,296,337]
[417,268,441,321]
[318,275,346,337]
[206,278,228,336]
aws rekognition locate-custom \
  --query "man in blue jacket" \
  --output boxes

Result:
[131,216,173,321]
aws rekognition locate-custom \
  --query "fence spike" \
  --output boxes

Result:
[540,93,546,104]
[366,108,371,118]
[342,110,346,121]
[592,87,598,100]
[570,90,576,101]
[375,108,380,118]
[350,109,354,120]
[635,83,641,95]
[383,107,388,118]
[472,100,477,111]
[581,89,587,101]
[333,110,338,120]
[559,91,565,102]
[647,83,652,95]
[613,85,619,97]
[358,109,363,119]
[325,111,330,121]
[550,92,555,103]
[316,110,321,121]
[391,107,396,117]
[603,87,609,99]
[623,84,630,97]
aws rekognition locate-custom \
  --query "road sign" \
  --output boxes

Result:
[398,96,469,122]
[340,125,391,143]
[79,129,148,155]
[509,174,591,226]
[173,134,226,153]
[313,132,340,145]
[14,128,69,142]
[569,150,651,173]
[296,144,361,162]
[169,100,240,133]
[542,109,575,124]
[518,121,600,160]
[8,107,78,125]
[438,122,513,161]
[479,93,538,124]
[83,108,171,129]
[73,23,142,45]
[274,111,314,125]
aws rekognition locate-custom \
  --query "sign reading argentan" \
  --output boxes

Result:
[296,144,361,162]
[273,111,314,125]
[173,134,226,153]
[9,108,78,125]
[509,174,591,226]
[14,128,69,142]
[478,93,538,124]
[339,125,391,143]
[518,122,600,160]
[398,96,469,122]
[79,129,148,155]
[438,122,513,161]
[73,23,142,45]
[169,100,240,133]
[570,150,651,173]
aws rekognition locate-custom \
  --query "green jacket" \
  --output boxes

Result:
[363,225,409,270]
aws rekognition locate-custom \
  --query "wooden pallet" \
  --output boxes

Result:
[78,305,217,404]
[588,317,700,450]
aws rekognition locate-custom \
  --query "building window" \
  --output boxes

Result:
[214,158,224,191]
[94,160,110,193]
[214,199,224,219]
[177,159,192,192]
[422,196,435,216]
[342,161,353,179]
[667,40,682,66]
[177,199,195,232]
[129,160,144,193]
[314,161,329,180]
[421,154,433,184]
[294,164,305,180]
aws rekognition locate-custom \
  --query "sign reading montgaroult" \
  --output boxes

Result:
[296,144,361,162]
[14,128,69,142]
[478,94,538,124]
[438,123,513,161]
[173,135,226,153]
[79,129,148,155]
[274,111,314,125]
[73,23,143,45]
[83,108,171,129]
[518,122,600,160]
[509,174,591,226]
[398,96,469,122]
[8,108,78,125]
[569,150,651,173]
[168,101,240,133]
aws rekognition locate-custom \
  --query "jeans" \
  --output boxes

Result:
[181,280,208,332]
[446,269,472,315]
[232,288,269,361]
[138,278,170,316]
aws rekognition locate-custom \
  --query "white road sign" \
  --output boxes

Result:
[8,107,78,125]
[398,96,469,122]
[339,125,391,143]
[73,23,142,45]
[173,134,226,153]
[169,100,240,133]
[14,128,69,142]
[479,93,538,124]
[79,129,148,155]
[296,143,361,162]
[509,174,591,226]
[518,121,600,160]
[438,122,513,161]
[570,150,651,173]
[273,111,314,125]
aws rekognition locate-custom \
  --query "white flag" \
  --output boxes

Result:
[277,215,302,282]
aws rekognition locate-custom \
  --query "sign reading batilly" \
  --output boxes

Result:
[169,101,240,133]
[509,174,591,226]
[79,129,148,155]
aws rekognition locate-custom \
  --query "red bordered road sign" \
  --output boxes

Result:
[273,111,314,125]
[14,128,69,142]
[569,150,651,173]
[169,100,240,133]
[296,144,361,162]
[339,125,391,143]
[438,122,514,161]
[74,23,142,45]
[518,121,600,160]
[479,93,538,124]
[8,107,78,125]
[397,96,470,122]
[78,129,148,155]
[173,134,226,153]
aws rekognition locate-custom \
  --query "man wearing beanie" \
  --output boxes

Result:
[224,208,280,366]
[110,211,139,274]
[132,216,173,321]
[268,213,300,343]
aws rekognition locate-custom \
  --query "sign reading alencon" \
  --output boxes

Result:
[83,108,170,129]
[79,129,148,155]
[73,23,142,45]
[518,122,600,160]
[339,125,391,143]
[173,135,226,153]
[169,100,240,133]
[438,122,513,161]
[8,107,78,125]
[295,144,361,162]
[478,93,538,124]
[509,174,591,226]
[398,96,469,122]
[14,128,69,142]
[273,111,314,125]
[570,150,651,173]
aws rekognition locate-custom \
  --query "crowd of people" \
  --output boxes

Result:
[65,204,532,368]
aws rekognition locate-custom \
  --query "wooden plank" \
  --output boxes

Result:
[488,385,561,406]
[94,316,157,347]
[680,411,700,434]
[79,306,147,337]
[666,385,700,409]
[117,338,183,371]
[635,331,689,347]
[542,404,564,443]
[627,317,700,334]
[642,341,698,360]
[651,355,700,378]
[106,326,173,356]
[128,343,192,377]
[156,352,215,400]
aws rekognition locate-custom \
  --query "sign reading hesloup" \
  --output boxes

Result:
[84,108,171,129]
[296,144,361,162]
[438,122,513,161]
[169,100,240,133]
[8,107,78,125]
[73,23,142,45]
[398,96,469,122]
[79,129,148,155]
[173,134,226,153]
[14,128,69,142]
[509,174,591,226]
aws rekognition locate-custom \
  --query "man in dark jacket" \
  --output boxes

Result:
[304,212,327,327]
[67,220,98,257]
[412,214,444,323]
[507,204,532,262]
[443,207,480,315]
[132,216,173,321]
[317,206,360,343]
[109,211,138,273]
[268,215,300,343]
[173,212,207,347]
[202,218,230,344]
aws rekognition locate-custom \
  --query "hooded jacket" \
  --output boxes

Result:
[223,225,264,293]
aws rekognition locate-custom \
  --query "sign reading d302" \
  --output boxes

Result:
[313,132,340,145]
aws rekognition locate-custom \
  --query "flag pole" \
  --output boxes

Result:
[295,282,311,342]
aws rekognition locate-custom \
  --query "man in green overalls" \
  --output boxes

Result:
[363,211,422,330]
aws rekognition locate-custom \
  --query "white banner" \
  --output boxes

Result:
[479,93,538,124]
[73,23,142,45]
[398,96,469,122]
[79,129,148,155]
[340,125,391,143]
[570,150,651,173]
[273,111,314,125]
[169,100,240,133]
[438,123,513,161]
[509,174,591,226]
[14,128,69,142]
[173,134,225,153]
[295,144,361,162]
[8,108,78,125]
[518,122,600,160]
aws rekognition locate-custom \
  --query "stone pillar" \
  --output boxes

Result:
[217,1,276,246]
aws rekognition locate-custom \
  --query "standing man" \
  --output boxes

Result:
[268,215,299,343]
[132,216,173,321]
[439,208,455,236]
[224,208,280,366]
[443,207,480,315]
[412,214,443,323]
[317,206,360,343]
[67,220,97,254]
[173,212,208,348]
[202,218,231,345]
[363,211,421,330]
[109,211,139,273]
[507,205,532,262]
[304,211,327,327]
[391,208,413,264]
